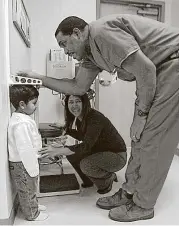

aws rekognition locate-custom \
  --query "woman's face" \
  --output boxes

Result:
[68,95,83,118]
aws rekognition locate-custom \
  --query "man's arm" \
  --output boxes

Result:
[41,61,100,95]
[122,49,156,113]
[19,60,100,95]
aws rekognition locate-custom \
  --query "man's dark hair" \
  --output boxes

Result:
[55,16,88,37]
[9,85,39,109]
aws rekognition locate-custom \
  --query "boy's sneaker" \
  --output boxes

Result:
[38,204,47,211]
[33,212,49,221]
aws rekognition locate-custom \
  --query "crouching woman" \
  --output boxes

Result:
[40,93,127,194]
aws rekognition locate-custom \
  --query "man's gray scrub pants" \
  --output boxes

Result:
[122,58,179,209]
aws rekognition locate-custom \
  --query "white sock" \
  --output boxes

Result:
[38,204,47,211]
[33,212,49,221]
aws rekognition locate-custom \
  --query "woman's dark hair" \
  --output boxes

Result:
[64,93,91,134]
[55,16,88,37]
[9,85,39,109]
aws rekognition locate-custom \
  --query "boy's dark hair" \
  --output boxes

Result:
[64,93,91,134]
[55,16,88,37]
[9,85,39,109]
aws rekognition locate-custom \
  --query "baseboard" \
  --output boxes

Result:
[0,194,19,225]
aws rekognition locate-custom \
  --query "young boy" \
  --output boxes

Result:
[8,85,48,221]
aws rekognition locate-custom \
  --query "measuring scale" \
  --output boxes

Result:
[9,74,42,85]
[9,75,80,197]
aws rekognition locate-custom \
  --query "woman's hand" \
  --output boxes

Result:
[130,115,147,142]
[38,145,74,158]
[53,135,68,146]
[17,71,43,80]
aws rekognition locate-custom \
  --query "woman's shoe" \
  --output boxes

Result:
[97,173,118,194]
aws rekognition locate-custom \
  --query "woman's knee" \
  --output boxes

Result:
[80,158,92,175]
[119,152,127,169]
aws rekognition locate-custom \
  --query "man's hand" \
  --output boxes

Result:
[17,71,43,80]
[130,115,147,142]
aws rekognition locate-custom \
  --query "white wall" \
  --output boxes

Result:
[0,0,32,220]
[0,0,13,220]
[171,0,179,28]
[28,0,64,123]
[60,0,96,22]
[9,0,31,74]
[29,0,96,124]
[163,0,172,24]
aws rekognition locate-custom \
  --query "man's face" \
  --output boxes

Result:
[56,30,86,61]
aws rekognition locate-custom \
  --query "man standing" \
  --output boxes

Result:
[21,14,179,222]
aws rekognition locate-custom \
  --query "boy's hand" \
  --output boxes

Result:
[38,145,61,159]
[38,146,49,159]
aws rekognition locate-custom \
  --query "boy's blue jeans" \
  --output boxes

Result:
[9,161,40,220]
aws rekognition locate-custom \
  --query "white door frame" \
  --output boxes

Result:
[0,0,13,223]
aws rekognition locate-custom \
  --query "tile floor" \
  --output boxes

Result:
[14,155,179,225]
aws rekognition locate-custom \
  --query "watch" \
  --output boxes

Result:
[137,109,148,117]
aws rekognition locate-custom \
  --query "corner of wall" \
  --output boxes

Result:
[0,194,19,225]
